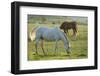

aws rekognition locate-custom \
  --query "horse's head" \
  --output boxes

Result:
[64,42,71,54]
[67,43,71,54]
[62,32,71,54]
[60,24,63,29]
[60,22,67,30]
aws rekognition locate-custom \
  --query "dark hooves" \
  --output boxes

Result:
[32,52,38,55]
[33,53,36,55]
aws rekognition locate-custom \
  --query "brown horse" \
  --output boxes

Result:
[60,21,77,38]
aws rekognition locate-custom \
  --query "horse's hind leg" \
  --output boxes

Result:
[35,39,39,55]
[35,44,38,55]
[41,40,46,55]
[73,29,77,40]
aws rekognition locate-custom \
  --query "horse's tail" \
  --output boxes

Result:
[32,26,38,32]
[29,26,38,41]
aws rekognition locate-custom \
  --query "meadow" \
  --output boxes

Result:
[28,23,88,61]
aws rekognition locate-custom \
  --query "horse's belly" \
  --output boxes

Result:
[43,35,56,41]
[43,33,58,41]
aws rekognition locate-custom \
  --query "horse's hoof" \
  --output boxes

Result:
[33,52,39,55]
[32,52,36,55]
[33,53,36,55]
[33,53,38,55]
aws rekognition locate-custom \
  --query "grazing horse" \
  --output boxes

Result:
[60,21,77,38]
[29,27,71,55]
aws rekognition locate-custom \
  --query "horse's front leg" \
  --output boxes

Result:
[64,29,67,34]
[66,29,69,35]
[35,39,39,55]
[54,40,58,55]
[73,29,77,40]
[41,39,46,55]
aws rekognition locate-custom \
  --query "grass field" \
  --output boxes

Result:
[28,23,88,61]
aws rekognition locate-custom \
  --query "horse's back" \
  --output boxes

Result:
[36,27,62,41]
[60,21,77,29]
[36,27,48,38]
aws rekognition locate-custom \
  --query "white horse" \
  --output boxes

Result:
[29,26,71,55]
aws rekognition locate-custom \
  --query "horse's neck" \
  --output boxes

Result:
[61,32,69,44]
